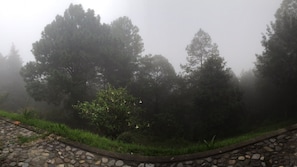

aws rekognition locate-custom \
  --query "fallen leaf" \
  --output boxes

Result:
[13,121,21,125]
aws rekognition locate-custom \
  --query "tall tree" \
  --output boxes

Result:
[130,54,177,135]
[182,29,219,74]
[21,4,110,107]
[108,16,144,87]
[0,45,28,111]
[189,56,242,139]
[7,44,22,73]
[111,16,144,61]
[0,53,7,86]
[256,0,297,116]
[239,70,258,116]
[0,52,7,104]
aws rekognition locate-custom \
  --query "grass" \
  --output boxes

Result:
[0,110,295,156]
[17,135,40,144]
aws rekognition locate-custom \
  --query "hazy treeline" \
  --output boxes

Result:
[0,45,59,118]
[1,0,297,141]
[0,45,29,111]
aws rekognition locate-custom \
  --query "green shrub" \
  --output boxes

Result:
[73,85,143,138]
[203,135,216,149]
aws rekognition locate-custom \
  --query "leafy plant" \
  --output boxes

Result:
[203,135,216,149]
[73,85,143,138]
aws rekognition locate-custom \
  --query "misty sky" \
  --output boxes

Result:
[0,0,282,75]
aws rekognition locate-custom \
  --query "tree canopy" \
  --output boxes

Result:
[179,53,242,140]
[182,29,219,74]
[256,0,297,115]
[129,54,177,134]
[21,4,143,108]
[106,16,144,87]
[111,16,144,61]
[21,4,104,106]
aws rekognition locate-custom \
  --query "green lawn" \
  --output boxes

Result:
[0,110,295,156]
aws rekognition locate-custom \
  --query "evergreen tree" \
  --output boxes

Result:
[0,45,28,111]
[182,29,219,74]
[256,0,297,116]
[130,54,178,136]
[194,56,241,138]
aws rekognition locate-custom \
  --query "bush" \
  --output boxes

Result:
[73,85,143,138]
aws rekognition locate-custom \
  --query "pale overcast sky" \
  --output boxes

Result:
[0,0,282,75]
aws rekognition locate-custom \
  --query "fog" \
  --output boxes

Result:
[0,0,281,75]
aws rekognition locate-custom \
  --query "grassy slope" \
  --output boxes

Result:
[0,110,295,156]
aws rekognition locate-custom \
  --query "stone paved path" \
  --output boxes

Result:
[1,118,297,167]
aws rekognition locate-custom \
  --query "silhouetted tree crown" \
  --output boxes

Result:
[182,29,219,74]
[21,4,144,109]
[256,0,297,115]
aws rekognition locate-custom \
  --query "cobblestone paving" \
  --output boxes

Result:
[1,119,297,167]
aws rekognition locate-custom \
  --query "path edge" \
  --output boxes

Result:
[1,116,297,163]
[59,124,297,163]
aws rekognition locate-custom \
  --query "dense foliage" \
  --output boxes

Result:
[256,0,297,117]
[20,4,142,109]
[188,56,242,139]
[21,4,103,107]
[129,54,178,137]
[73,85,143,138]
[0,1,296,143]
